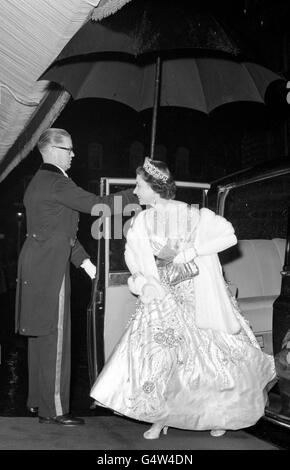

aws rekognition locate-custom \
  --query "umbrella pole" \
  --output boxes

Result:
[150,56,161,160]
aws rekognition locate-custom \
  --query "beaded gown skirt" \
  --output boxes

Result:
[90,273,276,431]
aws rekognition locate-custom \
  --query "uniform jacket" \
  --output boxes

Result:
[15,163,136,336]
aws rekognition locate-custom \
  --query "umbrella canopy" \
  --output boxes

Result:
[54,0,244,61]
[41,57,281,114]
[40,0,284,158]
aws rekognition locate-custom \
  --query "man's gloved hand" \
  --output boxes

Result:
[81,259,96,279]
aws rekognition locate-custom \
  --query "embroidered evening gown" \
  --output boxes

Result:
[90,204,276,431]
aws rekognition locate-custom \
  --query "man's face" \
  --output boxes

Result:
[52,136,75,171]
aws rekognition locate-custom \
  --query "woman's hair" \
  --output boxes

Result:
[37,128,71,154]
[136,159,176,200]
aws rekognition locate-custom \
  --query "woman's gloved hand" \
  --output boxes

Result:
[173,247,197,264]
[141,283,159,304]
[128,272,147,296]
[140,276,166,304]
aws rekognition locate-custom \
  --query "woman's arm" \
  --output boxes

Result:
[173,208,236,263]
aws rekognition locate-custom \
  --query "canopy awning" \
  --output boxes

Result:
[0,0,132,182]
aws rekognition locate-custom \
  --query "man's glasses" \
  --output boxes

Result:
[52,145,74,153]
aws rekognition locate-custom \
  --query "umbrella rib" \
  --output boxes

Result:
[242,63,267,101]
[194,59,209,114]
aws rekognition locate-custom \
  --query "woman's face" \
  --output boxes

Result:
[133,174,156,206]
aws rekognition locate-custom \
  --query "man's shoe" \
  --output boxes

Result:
[39,414,85,426]
[27,406,38,415]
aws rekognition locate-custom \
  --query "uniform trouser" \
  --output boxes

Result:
[27,276,71,417]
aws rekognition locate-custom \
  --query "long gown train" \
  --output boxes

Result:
[90,275,275,431]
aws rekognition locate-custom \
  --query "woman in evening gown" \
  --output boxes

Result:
[90,158,276,439]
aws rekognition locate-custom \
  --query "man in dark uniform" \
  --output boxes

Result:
[15,128,138,426]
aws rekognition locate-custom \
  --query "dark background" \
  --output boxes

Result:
[0,2,289,448]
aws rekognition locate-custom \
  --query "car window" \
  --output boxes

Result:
[223,174,290,239]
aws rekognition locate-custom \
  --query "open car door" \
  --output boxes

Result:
[87,177,210,385]
[210,159,290,429]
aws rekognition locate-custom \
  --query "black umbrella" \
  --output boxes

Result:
[41,57,281,113]
[54,0,244,60]
[40,0,282,158]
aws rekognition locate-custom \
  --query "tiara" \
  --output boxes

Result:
[143,157,169,182]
